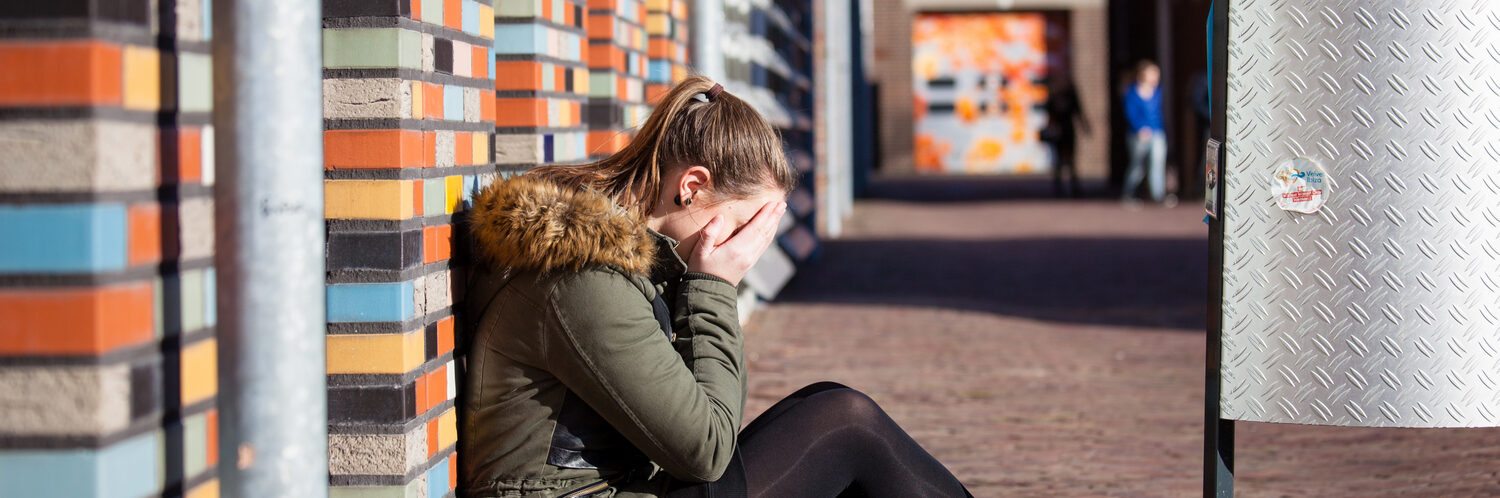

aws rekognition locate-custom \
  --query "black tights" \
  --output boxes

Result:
[673,382,971,498]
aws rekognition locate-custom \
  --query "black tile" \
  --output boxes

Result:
[0,0,147,24]
[327,383,415,424]
[129,360,161,420]
[573,5,583,28]
[434,38,453,74]
[425,322,439,360]
[328,230,421,271]
[564,68,574,92]
[323,0,405,17]
[585,100,621,129]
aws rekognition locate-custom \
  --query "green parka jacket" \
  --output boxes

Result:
[457,175,746,497]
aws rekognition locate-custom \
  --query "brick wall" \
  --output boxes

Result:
[321,1,497,495]
[0,1,220,496]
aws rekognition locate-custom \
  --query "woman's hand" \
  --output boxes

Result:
[687,201,787,286]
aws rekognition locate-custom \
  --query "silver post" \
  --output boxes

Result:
[691,0,724,81]
[212,0,328,496]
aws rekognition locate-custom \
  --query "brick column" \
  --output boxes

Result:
[495,0,591,167]
[321,1,495,495]
[586,0,649,157]
[0,1,220,496]
[645,0,689,103]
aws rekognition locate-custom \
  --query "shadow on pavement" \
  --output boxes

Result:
[779,236,1208,331]
[862,175,1114,203]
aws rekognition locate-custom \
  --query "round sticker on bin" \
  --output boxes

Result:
[1271,157,1328,214]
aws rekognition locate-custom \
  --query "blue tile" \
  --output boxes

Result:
[488,48,496,79]
[494,25,544,55]
[203,267,217,327]
[462,0,480,35]
[0,204,126,274]
[444,84,465,121]
[427,457,450,498]
[648,60,672,83]
[202,0,213,39]
[0,431,159,498]
[327,281,415,322]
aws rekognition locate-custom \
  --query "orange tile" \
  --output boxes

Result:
[206,409,219,466]
[564,4,575,27]
[444,0,461,29]
[127,203,161,266]
[449,453,457,489]
[426,418,440,457]
[541,0,553,20]
[495,61,542,91]
[415,372,431,414]
[481,94,496,122]
[587,14,614,39]
[0,40,123,107]
[647,84,670,105]
[454,132,473,166]
[588,0,616,10]
[494,98,546,127]
[570,101,581,127]
[553,65,565,93]
[423,226,438,264]
[471,45,488,82]
[177,128,203,183]
[324,130,423,169]
[424,82,444,120]
[435,225,452,261]
[588,45,618,71]
[411,0,423,21]
[423,131,437,167]
[429,365,447,410]
[437,316,455,356]
[412,179,425,216]
[0,282,154,355]
[649,38,672,59]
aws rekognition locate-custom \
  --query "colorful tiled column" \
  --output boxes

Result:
[494,0,591,168]
[586,0,650,157]
[0,1,219,496]
[322,1,495,496]
[644,0,689,103]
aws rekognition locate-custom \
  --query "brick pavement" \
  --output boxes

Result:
[741,177,1500,497]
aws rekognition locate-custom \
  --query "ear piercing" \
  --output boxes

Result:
[674,194,693,206]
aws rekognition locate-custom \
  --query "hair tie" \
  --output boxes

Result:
[706,83,724,101]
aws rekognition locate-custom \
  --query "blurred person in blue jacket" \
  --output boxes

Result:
[1121,60,1170,205]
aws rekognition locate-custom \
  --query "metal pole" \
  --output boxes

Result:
[691,0,724,81]
[212,0,328,496]
[1204,1,1233,496]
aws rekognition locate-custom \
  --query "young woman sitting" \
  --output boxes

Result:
[459,76,973,498]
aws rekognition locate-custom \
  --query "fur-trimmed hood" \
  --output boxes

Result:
[468,175,659,275]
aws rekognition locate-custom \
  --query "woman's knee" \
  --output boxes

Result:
[803,385,885,423]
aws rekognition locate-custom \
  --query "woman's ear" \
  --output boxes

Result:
[677,165,712,204]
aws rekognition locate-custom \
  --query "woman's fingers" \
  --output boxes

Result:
[697,214,725,258]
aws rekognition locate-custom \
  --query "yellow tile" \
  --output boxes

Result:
[186,479,219,498]
[181,338,218,406]
[410,81,423,119]
[123,45,161,111]
[574,68,589,94]
[326,330,424,375]
[437,407,457,450]
[324,180,414,220]
[472,132,488,166]
[480,5,495,39]
[646,14,669,34]
[444,176,463,214]
[646,0,670,11]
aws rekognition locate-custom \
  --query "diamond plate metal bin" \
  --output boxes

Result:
[1223,0,1500,427]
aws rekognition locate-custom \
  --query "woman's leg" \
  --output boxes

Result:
[1122,134,1148,200]
[1147,134,1167,202]
[736,384,971,498]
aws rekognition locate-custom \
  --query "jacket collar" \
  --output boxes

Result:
[469,174,659,275]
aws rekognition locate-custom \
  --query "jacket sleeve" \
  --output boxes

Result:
[542,269,744,482]
[1122,89,1147,132]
